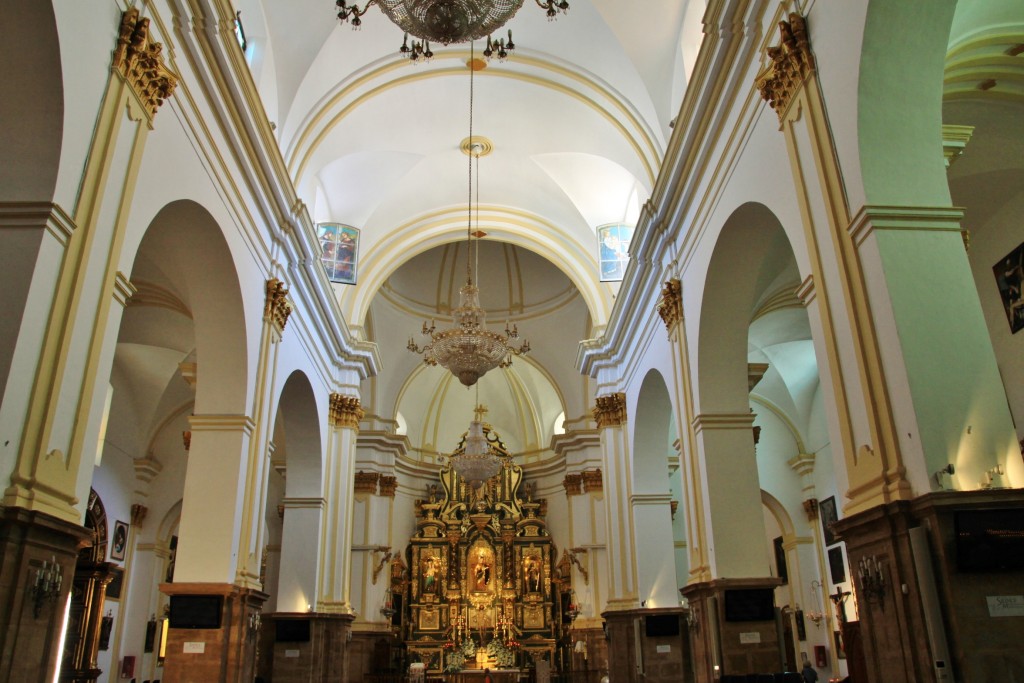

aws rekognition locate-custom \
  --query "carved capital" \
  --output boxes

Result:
[131,503,148,526]
[354,471,380,495]
[182,430,191,451]
[264,278,293,333]
[329,393,364,429]
[657,279,683,331]
[593,393,627,428]
[563,473,583,496]
[756,13,814,120]
[379,475,398,498]
[582,469,603,493]
[113,9,177,119]
[803,497,819,522]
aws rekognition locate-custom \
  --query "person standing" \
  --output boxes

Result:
[801,661,819,683]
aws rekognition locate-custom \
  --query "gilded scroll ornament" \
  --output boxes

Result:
[264,278,293,333]
[756,13,814,120]
[113,9,178,119]
[593,393,627,428]
[657,279,683,331]
[329,393,364,429]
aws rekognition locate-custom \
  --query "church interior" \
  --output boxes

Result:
[1,1,1023,682]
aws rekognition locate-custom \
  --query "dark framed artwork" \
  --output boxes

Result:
[318,222,359,285]
[105,566,125,600]
[828,545,847,585]
[819,496,838,547]
[773,536,788,584]
[993,241,1024,333]
[111,521,128,561]
[597,223,634,282]
[834,629,846,659]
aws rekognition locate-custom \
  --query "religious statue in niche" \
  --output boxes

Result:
[523,555,542,593]
[471,548,493,592]
[422,553,441,595]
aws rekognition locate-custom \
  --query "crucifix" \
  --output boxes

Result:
[829,587,851,625]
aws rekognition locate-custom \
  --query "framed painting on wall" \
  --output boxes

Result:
[111,521,128,561]
[819,496,838,547]
[994,241,1024,333]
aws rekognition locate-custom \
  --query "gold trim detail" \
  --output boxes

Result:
[756,14,814,120]
[657,279,683,332]
[581,469,603,493]
[113,9,177,119]
[593,393,627,428]
[329,393,364,429]
[354,471,380,495]
[379,475,398,497]
[563,473,582,496]
[264,278,293,333]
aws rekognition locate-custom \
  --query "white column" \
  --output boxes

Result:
[317,394,363,613]
[594,393,638,611]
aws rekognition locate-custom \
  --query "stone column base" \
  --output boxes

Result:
[833,489,1024,683]
[0,506,90,683]
[681,577,782,683]
[601,607,690,683]
[159,582,268,683]
[260,611,355,683]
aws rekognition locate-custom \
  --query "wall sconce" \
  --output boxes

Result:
[982,464,1005,489]
[247,611,261,642]
[933,463,955,489]
[30,555,63,618]
[857,555,886,602]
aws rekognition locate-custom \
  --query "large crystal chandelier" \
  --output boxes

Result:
[336,0,568,60]
[450,405,503,488]
[407,43,529,387]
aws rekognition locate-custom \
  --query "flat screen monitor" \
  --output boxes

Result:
[275,618,311,642]
[645,614,680,637]
[168,595,223,629]
[723,588,775,622]
[955,508,1024,572]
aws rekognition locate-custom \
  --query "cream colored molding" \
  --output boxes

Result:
[128,279,192,318]
[629,493,672,506]
[188,414,256,435]
[179,362,197,390]
[550,429,601,458]
[751,281,803,321]
[113,9,178,121]
[795,274,816,307]
[750,394,807,455]
[847,205,965,248]
[691,412,756,434]
[0,202,76,247]
[112,271,137,308]
[942,124,974,168]
[748,363,769,392]
[134,453,164,484]
[281,497,327,510]
[287,51,661,187]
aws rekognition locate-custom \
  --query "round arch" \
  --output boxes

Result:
[632,369,676,495]
[130,200,249,415]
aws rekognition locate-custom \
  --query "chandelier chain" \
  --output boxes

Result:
[467,41,475,286]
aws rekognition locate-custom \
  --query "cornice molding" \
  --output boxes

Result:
[847,205,966,247]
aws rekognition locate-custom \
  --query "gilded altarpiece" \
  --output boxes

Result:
[403,425,561,672]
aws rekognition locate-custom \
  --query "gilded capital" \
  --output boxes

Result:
[113,9,178,119]
[354,471,380,495]
[582,469,603,493]
[593,393,627,428]
[657,279,683,331]
[329,393,364,430]
[563,473,583,496]
[379,475,398,498]
[756,13,814,120]
[265,278,293,333]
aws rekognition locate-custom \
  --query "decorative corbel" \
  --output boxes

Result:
[372,546,393,585]
[568,548,589,585]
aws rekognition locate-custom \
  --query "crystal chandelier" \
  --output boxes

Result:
[336,0,568,60]
[449,405,504,487]
[407,43,529,387]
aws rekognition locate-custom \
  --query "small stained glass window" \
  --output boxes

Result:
[597,223,634,282]
[318,223,359,285]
